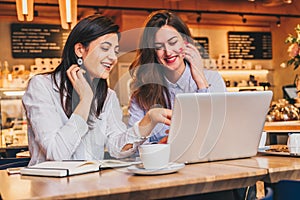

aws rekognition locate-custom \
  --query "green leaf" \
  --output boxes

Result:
[288,59,295,65]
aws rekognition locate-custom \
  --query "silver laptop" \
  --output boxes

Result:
[167,91,273,164]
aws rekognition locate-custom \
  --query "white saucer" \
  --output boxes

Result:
[101,159,142,169]
[127,162,185,175]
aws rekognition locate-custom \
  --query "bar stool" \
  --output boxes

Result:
[260,187,273,200]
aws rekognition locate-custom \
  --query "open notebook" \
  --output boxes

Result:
[20,159,141,177]
[167,91,273,164]
[20,161,101,177]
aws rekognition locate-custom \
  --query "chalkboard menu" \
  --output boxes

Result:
[194,37,209,59]
[228,31,272,59]
[11,24,70,58]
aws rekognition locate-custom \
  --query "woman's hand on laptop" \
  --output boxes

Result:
[138,108,172,138]
[148,108,172,125]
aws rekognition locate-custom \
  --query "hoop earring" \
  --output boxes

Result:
[77,57,83,66]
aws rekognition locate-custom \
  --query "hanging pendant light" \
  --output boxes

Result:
[58,0,77,30]
[16,0,34,21]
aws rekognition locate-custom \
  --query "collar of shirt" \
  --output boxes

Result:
[164,62,191,91]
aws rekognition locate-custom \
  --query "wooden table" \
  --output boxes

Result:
[1,155,300,200]
[0,161,267,200]
[219,155,300,183]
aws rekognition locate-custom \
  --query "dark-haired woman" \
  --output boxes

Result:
[23,14,171,166]
[128,10,226,144]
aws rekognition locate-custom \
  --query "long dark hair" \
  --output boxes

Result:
[129,10,193,111]
[53,14,119,118]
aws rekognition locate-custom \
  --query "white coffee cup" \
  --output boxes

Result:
[287,133,300,154]
[138,144,170,169]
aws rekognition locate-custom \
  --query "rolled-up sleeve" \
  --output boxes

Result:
[105,91,146,158]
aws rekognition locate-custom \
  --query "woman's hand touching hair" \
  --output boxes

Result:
[66,64,94,121]
[183,42,210,89]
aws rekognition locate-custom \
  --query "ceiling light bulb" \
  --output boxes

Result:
[16,0,34,21]
[21,0,28,15]
[276,16,281,27]
[276,20,281,27]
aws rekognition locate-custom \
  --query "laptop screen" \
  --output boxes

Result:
[167,91,273,164]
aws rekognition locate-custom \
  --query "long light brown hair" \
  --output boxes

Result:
[129,10,193,111]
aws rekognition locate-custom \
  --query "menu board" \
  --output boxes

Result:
[11,24,70,58]
[228,31,272,59]
[194,37,209,59]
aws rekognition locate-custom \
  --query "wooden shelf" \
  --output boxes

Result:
[219,69,269,76]
[226,86,266,92]
[264,121,300,132]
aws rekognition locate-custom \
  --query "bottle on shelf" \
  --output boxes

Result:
[2,61,11,88]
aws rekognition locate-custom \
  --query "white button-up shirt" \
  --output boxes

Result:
[23,74,142,166]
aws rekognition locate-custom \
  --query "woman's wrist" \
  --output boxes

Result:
[192,70,209,89]
[138,112,155,138]
[195,78,210,90]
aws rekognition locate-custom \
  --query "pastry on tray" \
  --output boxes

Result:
[265,144,289,153]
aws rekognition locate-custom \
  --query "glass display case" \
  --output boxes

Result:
[0,88,27,148]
